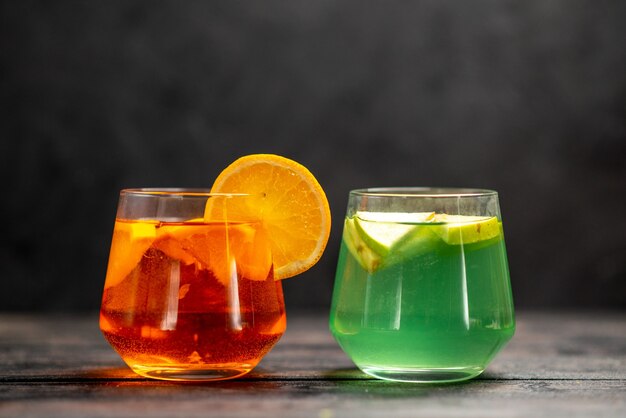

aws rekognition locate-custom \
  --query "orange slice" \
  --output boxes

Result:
[207,154,331,280]
[104,220,157,289]
[152,222,207,267]
[154,221,272,286]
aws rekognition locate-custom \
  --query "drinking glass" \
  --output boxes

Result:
[329,188,515,383]
[100,189,286,381]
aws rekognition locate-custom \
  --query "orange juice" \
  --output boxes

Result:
[100,155,331,381]
[100,219,286,381]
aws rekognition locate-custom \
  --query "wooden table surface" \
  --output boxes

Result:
[1,311,625,418]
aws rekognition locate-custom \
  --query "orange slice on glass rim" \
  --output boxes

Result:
[206,154,331,280]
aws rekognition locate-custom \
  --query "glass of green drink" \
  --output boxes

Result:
[329,188,515,383]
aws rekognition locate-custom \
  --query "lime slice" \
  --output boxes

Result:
[354,220,411,256]
[354,211,435,255]
[342,217,383,272]
[342,212,501,273]
[342,211,435,272]
[431,214,500,245]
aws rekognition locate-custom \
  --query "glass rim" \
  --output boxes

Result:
[349,187,498,198]
[119,188,253,198]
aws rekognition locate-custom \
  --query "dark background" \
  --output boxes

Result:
[2,0,625,313]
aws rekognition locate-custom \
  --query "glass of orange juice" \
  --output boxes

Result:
[100,189,286,381]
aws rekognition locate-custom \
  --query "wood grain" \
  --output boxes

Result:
[1,312,625,417]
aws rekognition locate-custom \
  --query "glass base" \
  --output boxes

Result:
[131,364,254,382]
[360,365,484,383]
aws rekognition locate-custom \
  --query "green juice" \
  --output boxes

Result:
[329,214,515,382]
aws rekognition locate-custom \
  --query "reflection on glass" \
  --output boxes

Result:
[330,188,515,383]
[100,189,285,381]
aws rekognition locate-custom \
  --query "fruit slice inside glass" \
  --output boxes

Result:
[100,190,286,381]
[330,188,515,383]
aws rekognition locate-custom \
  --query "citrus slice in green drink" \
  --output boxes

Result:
[342,212,501,272]
[354,211,435,255]
[343,211,435,272]
[342,217,384,272]
[431,214,500,245]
